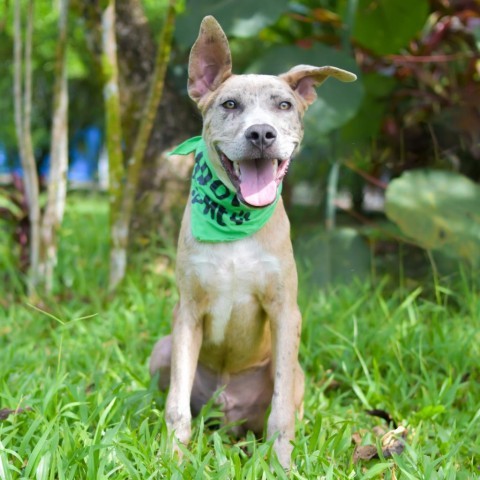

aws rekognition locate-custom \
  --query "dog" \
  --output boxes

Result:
[149,15,356,469]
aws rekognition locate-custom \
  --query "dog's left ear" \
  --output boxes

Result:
[280,64,357,106]
[188,16,233,105]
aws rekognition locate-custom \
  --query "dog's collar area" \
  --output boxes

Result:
[169,136,283,242]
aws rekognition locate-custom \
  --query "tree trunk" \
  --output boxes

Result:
[78,0,200,283]
[14,0,40,296]
[104,0,181,290]
[114,0,200,244]
[101,0,126,291]
[40,0,69,292]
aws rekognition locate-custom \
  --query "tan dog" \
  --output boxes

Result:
[150,16,356,468]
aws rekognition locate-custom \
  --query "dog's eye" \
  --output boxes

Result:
[222,100,238,110]
[279,101,292,110]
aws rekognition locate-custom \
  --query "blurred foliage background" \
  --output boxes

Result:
[1,0,479,293]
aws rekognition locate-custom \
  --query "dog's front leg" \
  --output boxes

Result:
[165,302,202,447]
[267,299,302,469]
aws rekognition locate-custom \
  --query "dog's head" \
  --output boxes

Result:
[188,16,356,208]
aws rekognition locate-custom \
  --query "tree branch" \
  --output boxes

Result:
[121,0,177,223]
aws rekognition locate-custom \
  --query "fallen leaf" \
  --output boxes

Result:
[372,425,387,437]
[352,425,408,463]
[352,431,364,445]
[381,426,408,458]
[353,444,379,462]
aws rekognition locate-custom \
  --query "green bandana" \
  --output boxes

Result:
[170,136,282,243]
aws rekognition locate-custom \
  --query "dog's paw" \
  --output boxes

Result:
[166,409,192,446]
[172,420,192,446]
[267,414,294,470]
[273,435,293,470]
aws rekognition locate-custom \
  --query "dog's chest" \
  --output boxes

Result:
[189,238,280,344]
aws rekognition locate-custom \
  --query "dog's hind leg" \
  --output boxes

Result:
[149,335,172,391]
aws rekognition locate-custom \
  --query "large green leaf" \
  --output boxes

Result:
[385,170,480,264]
[175,0,289,47]
[352,0,429,55]
[295,227,371,289]
[248,44,364,137]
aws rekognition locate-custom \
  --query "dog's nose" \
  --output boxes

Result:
[245,124,277,150]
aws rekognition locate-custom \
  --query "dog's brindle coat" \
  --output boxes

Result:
[150,16,356,468]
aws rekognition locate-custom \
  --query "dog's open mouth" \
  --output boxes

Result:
[218,151,290,208]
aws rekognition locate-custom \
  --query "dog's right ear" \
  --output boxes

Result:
[280,64,357,106]
[188,16,232,105]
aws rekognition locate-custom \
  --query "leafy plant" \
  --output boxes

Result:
[0,184,26,293]
[385,169,480,265]
[344,0,480,179]
[174,0,290,46]
[352,0,429,55]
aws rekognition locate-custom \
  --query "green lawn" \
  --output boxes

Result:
[1,194,479,479]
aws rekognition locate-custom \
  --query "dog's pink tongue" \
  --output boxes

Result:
[239,158,277,207]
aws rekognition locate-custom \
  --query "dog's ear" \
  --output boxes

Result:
[280,65,357,106]
[188,16,232,104]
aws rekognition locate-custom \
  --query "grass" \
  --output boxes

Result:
[1,193,479,479]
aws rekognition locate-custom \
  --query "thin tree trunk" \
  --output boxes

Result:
[14,0,40,296]
[101,0,127,291]
[40,0,69,292]
[107,0,178,290]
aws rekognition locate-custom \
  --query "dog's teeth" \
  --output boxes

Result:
[272,159,278,177]
[234,161,241,177]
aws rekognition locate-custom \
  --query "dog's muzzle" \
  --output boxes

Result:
[217,149,291,208]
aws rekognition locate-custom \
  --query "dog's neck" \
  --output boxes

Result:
[171,136,282,242]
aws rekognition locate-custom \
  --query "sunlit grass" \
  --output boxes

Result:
[0,193,479,478]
